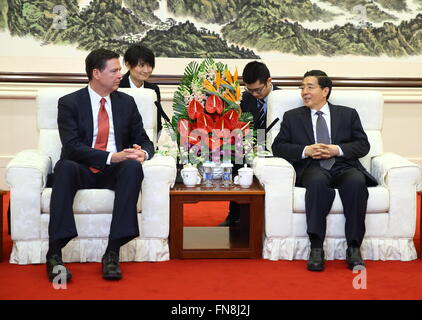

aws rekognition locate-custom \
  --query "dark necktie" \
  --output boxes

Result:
[90,97,109,173]
[256,99,266,129]
[315,111,335,170]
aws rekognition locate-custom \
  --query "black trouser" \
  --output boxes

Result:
[299,162,369,249]
[47,159,143,256]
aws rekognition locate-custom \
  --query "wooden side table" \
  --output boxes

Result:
[170,179,265,259]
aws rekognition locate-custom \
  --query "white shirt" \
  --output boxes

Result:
[129,76,145,89]
[302,103,344,159]
[88,85,116,165]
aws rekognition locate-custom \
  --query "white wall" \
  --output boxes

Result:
[0,83,421,190]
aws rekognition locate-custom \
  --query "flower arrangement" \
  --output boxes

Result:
[166,58,255,165]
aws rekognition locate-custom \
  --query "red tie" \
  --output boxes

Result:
[90,97,109,173]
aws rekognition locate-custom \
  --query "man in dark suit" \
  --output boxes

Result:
[119,44,166,138]
[239,61,279,134]
[219,61,279,226]
[272,70,377,271]
[46,49,155,282]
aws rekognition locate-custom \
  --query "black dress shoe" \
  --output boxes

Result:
[218,215,240,226]
[102,251,122,280]
[307,248,325,271]
[346,247,365,270]
[46,255,72,282]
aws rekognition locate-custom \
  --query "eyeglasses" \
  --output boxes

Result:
[245,83,267,95]
[299,84,321,91]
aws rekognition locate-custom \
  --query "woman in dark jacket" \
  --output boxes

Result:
[120,45,166,137]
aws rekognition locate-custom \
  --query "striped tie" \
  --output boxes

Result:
[256,99,266,129]
[316,111,335,170]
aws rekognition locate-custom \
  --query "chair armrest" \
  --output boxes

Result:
[253,156,295,186]
[5,150,51,240]
[141,155,177,238]
[252,156,296,238]
[5,149,51,189]
[372,153,422,237]
[371,153,422,189]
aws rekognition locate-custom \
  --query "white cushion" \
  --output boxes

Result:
[41,188,142,214]
[118,88,157,131]
[293,186,389,214]
[37,88,77,129]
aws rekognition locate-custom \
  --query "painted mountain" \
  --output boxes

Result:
[0,0,421,58]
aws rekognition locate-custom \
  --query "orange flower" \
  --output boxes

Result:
[223,89,236,103]
[203,79,217,93]
[224,69,233,84]
[215,72,221,90]
[236,85,241,101]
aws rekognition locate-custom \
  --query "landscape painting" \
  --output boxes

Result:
[0,0,421,59]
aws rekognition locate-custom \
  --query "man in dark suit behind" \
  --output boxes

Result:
[219,61,279,226]
[119,44,165,138]
[46,49,155,282]
[272,70,377,271]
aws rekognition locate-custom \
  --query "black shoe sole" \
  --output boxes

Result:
[307,265,325,272]
[102,273,122,280]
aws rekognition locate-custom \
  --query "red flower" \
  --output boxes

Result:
[214,115,231,132]
[232,121,251,136]
[205,136,223,151]
[205,95,224,114]
[196,113,215,133]
[187,99,204,120]
[177,118,191,135]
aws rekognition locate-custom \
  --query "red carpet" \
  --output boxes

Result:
[1,192,422,300]
[184,201,229,226]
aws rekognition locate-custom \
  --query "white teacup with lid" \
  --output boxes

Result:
[181,164,201,187]
[234,164,253,188]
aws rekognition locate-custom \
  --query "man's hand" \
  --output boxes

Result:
[305,144,339,159]
[304,144,325,159]
[123,144,147,164]
[111,151,131,163]
[110,145,147,164]
[318,144,340,159]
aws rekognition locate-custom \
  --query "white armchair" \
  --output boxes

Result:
[5,87,176,264]
[254,89,422,261]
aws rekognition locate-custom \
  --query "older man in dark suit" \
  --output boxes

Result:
[272,70,377,271]
[46,49,154,282]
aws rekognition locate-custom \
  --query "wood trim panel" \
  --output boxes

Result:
[1,72,422,87]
